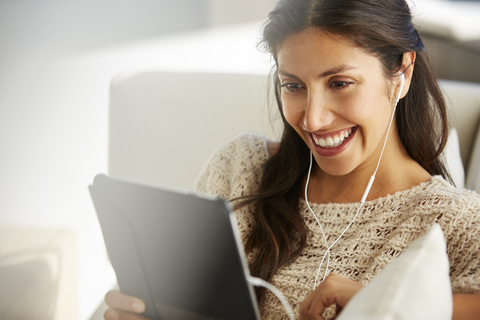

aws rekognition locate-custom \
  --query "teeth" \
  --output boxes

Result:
[313,128,353,149]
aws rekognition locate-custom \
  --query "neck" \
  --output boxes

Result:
[304,132,431,205]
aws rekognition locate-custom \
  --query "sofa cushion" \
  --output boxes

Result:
[0,226,77,320]
[466,122,480,193]
[443,128,465,188]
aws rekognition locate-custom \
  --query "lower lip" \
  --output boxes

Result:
[309,127,357,157]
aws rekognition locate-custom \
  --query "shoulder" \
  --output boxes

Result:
[214,132,270,159]
[409,176,480,226]
[368,176,480,292]
[428,176,480,234]
[420,177,480,293]
[422,176,480,211]
[381,175,480,253]
[445,193,480,293]
[193,133,271,199]
[405,175,480,205]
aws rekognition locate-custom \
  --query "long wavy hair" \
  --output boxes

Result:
[235,0,451,301]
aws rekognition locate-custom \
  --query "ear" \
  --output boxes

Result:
[399,51,416,99]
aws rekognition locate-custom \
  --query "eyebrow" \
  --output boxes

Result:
[319,65,357,78]
[278,65,358,79]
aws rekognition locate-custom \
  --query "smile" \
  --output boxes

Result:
[311,127,354,149]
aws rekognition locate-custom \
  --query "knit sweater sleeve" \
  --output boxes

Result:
[193,132,269,201]
[193,133,269,244]
[442,191,480,294]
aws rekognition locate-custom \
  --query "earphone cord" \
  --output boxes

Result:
[306,155,368,289]
[247,276,295,320]
[306,73,404,290]
[304,152,331,287]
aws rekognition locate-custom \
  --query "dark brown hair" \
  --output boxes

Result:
[236,0,451,301]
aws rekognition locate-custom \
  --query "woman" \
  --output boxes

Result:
[104,0,480,319]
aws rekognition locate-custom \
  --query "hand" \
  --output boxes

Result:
[104,290,151,320]
[299,273,363,320]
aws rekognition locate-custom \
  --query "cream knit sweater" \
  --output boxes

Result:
[194,133,480,320]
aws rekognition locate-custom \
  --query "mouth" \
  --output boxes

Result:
[308,126,357,157]
[310,127,356,149]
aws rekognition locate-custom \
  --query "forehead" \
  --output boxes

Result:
[276,27,382,75]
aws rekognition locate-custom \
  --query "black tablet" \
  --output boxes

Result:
[89,174,260,320]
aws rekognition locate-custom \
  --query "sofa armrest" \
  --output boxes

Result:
[0,226,77,320]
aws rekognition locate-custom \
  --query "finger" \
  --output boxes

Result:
[307,293,328,319]
[104,307,151,320]
[299,294,313,319]
[300,276,336,318]
[299,298,325,320]
[104,290,146,313]
[319,273,363,308]
[300,273,360,318]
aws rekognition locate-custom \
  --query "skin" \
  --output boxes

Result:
[102,27,480,320]
[298,273,363,319]
[276,27,430,205]
[104,290,148,320]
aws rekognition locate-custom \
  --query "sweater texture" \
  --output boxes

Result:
[194,133,480,320]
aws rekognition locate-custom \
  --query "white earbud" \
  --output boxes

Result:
[396,73,405,102]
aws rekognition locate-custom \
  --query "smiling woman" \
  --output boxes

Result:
[102,1,480,320]
[277,29,412,178]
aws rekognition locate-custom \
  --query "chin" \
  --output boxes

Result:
[311,146,361,176]
[315,159,358,177]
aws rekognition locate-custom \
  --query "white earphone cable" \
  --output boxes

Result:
[247,276,295,320]
[306,151,367,289]
[304,152,331,287]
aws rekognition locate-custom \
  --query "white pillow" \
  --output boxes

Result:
[443,128,465,189]
[337,224,452,320]
[466,124,480,194]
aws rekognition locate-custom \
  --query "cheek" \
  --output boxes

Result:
[342,90,389,123]
[350,97,394,152]
[281,97,304,128]
[334,94,368,123]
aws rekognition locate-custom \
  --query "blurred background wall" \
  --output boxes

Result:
[0,1,272,319]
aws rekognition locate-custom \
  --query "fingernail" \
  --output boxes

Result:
[132,301,145,312]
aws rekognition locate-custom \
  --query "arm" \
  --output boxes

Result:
[453,294,480,320]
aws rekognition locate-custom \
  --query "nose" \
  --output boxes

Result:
[301,89,335,131]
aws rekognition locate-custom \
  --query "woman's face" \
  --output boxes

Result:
[277,28,399,177]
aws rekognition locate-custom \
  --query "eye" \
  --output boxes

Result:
[330,81,353,89]
[280,82,305,93]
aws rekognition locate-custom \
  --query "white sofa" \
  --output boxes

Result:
[413,0,480,84]
[108,72,480,194]
[0,226,77,320]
